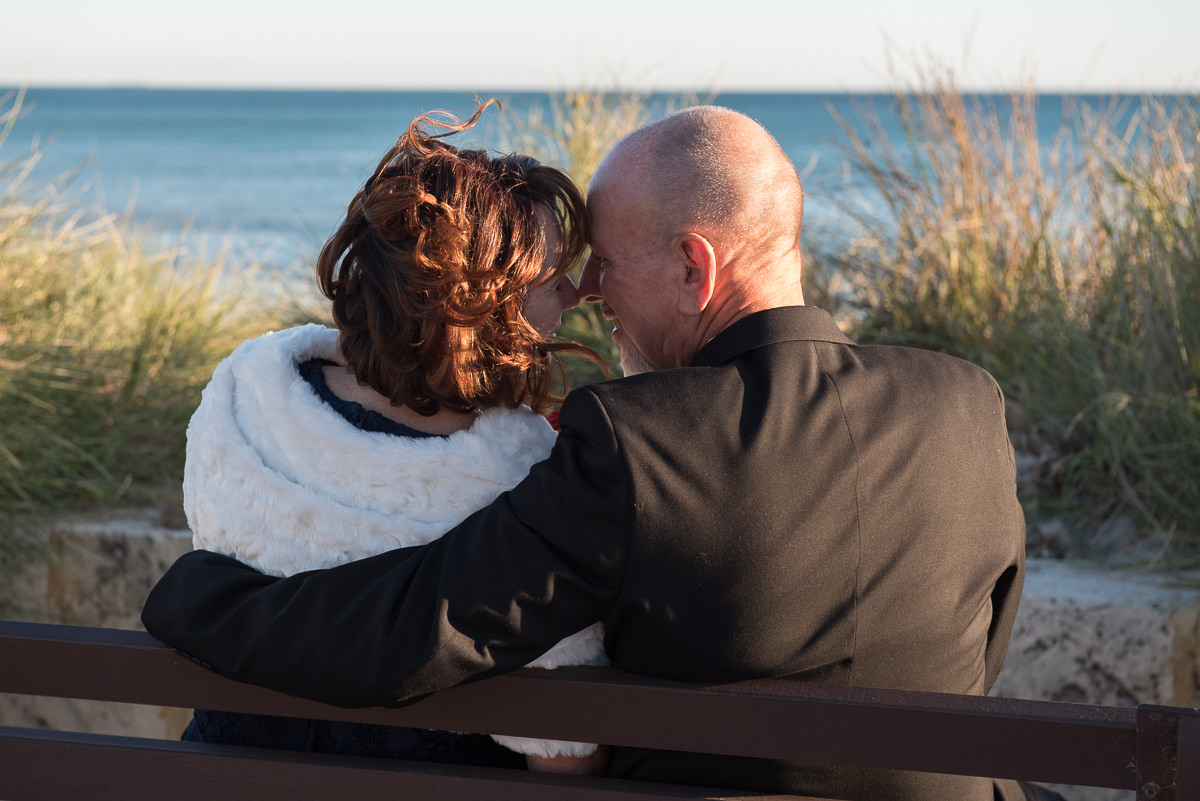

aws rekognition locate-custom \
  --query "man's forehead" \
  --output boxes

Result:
[584,189,630,245]
[584,180,620,224]
[590,135,650,193]
[588,162,648,219]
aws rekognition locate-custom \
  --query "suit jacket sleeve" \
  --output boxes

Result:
[141,388,630,708]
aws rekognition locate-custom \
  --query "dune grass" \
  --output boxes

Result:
[2,76,1197,564]
[808,66,1199,560]
[0,90,297,559]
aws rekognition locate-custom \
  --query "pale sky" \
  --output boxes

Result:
[3,0,1197,92]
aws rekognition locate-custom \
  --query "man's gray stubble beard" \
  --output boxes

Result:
[618,343,656,377]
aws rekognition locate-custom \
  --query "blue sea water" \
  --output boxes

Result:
[0,87,1172,274]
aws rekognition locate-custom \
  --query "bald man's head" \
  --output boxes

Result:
[579,107,807,370]
[593,106,804,254]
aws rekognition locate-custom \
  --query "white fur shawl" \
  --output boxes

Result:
[185,324,606,756]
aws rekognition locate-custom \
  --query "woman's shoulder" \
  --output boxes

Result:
[211,324,339,385]
[458,405,558,455]
[236,323,340,360]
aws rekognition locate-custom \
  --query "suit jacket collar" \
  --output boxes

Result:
[691,306,854,368]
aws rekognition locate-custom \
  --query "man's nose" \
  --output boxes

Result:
[559,276,580,312]
[578,258,603,303]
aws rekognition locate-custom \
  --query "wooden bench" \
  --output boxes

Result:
[1,619,1196,800]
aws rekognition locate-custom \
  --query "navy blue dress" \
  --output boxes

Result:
[181,359,526,770]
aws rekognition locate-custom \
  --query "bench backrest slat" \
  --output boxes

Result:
[2,726,805,801]
[0,619,1172,794]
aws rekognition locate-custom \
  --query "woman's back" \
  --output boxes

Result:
[179,102,608,770]
[185,324,559,577]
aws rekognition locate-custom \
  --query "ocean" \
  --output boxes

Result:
[0,87,1166,274]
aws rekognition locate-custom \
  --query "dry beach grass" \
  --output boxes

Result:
[1,71,1198,568]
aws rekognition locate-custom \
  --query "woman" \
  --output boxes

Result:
[180,102,607,773]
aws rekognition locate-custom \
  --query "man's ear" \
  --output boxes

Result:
[675,233,716,314]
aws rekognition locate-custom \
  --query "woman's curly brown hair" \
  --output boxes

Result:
[316,100,598,416]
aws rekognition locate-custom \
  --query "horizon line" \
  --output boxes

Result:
[6,81,1197,96]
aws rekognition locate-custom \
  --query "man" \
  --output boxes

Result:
[143,107,1027,800]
